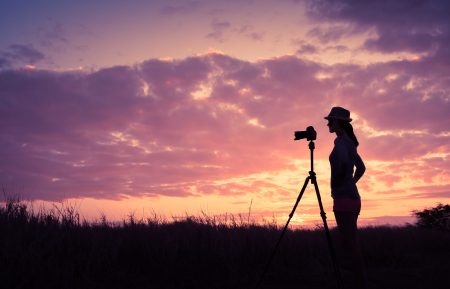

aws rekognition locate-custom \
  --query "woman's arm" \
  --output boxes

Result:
[353,153,365,183]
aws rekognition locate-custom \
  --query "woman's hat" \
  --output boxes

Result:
[324,106,352,122]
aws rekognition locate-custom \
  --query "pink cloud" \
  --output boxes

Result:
[0,51,448,201]
[359,134,449,161]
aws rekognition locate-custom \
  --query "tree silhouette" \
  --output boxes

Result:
[413,203,450,231]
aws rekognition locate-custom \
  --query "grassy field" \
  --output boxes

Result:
[1,199,449,289]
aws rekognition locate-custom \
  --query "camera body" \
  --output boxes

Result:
[294,126,316,141]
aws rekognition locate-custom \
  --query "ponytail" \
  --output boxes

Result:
[341,121,359,147]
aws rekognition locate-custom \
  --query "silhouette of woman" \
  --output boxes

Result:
[325,107,367,289]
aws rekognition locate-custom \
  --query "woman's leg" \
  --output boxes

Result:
[334,211,366,289]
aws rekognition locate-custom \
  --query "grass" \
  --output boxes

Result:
[1,198,449,289]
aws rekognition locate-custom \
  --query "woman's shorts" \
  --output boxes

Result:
[333,197,361,214]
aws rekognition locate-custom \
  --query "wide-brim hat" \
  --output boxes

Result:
[324,106,352,122]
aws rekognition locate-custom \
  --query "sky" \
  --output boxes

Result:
[1,0,449,227]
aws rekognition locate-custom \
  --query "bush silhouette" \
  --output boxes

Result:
[414,203,450,231]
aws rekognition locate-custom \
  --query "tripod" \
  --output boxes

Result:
[255,140,344,289]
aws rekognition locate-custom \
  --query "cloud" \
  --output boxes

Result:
[323,57,450,134]
[306,25,354,44]
[236,25,265,41]
[305,0,450,55]
[360,133,449,161]
[0,44,45,67]
[294,41,319,55]
[0,57,11,69]
[363,30,438,54]
[0,48,448,201]
[206,20,232,41]
[409,191,450,199]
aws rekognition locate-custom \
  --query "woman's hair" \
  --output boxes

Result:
[340,120,359,147]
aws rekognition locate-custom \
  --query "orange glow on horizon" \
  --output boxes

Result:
[19,152,447,228]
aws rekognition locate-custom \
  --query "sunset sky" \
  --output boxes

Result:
[1,0,449,227]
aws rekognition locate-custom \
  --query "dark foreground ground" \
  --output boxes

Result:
[1,200,449,289]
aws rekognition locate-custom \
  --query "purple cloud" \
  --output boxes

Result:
[206,20,232,41]
[0,50,448,201]
[0,44,45,67]
[306,0,450,54]
[296,42,319,55]
[236,25,265,41]
[0,57,11,69]
[307,25,353,44]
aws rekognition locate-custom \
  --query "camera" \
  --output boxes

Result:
[294,126,316,141]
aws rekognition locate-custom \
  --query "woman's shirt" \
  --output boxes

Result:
[329,135,365,199]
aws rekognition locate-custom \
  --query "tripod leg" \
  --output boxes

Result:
[310,172,345,289]
[288,176,310,219]
[254,176,310,289]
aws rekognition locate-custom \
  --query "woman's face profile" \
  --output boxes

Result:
[327,119,345,135]
[327,119,336,133]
